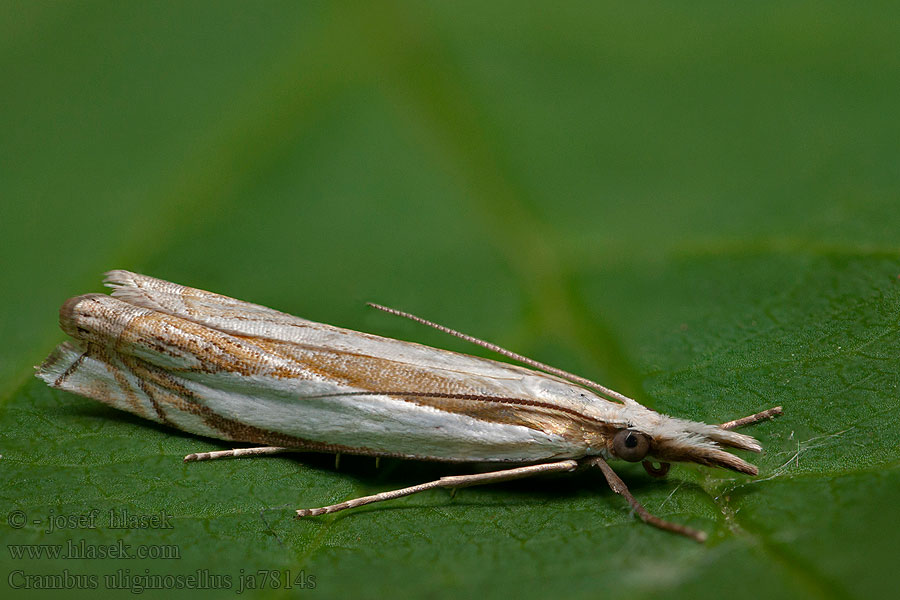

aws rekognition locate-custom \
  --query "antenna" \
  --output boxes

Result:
[367,302,638,406]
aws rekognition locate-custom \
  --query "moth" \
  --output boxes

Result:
[37,271,780,542]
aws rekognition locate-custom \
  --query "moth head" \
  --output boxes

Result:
[607,404,762,475]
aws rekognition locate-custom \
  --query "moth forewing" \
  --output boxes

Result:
[36,270,781,543]
[40,293,598,462]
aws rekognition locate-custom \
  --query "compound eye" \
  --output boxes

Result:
[612,430,651,462]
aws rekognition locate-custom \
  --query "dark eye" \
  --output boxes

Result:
[612,430,650,462]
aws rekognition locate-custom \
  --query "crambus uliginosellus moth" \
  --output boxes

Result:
[36,271,781,542]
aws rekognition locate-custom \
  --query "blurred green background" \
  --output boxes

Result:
[2,2,899,599]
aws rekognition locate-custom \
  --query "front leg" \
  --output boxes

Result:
[585,456,707,543]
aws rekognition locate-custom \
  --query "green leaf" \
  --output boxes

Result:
[2,2,898,599]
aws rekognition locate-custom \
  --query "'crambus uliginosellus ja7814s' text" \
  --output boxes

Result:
[37,271,781,542]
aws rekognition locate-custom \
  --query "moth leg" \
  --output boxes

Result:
[295,460,580,517]
[718,406,783,430]
[184,446,291,462]
[585,456,707,543]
